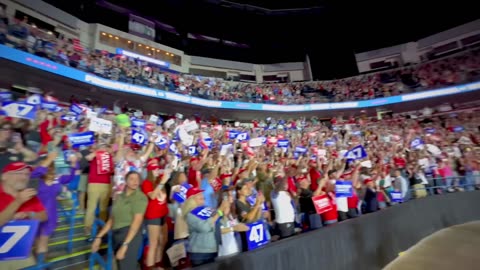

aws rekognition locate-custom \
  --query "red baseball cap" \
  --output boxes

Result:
[186,187,204,199]
[146,158,160,171]
[2,162,32,174]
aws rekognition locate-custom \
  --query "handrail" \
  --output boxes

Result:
[89,219,113,270]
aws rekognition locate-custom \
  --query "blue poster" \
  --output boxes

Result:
[131,118,146,129]
[190,206,215,220]
[25,94,42,105]
[390,192,403,203]
[70,104,83,115]
[344,145,367,161]
[41,101,61,112]
[295,146,307,153]
[131,129,148,146]
[0,91,12,102]
[154,134,168,149]
[324,139,335,146]
[0,220,39,261]
[277,139,289,148]
[246,221,269,250]
[228,130,239,140]
[1,102,37,120]
[410,138,424,149]
[236,132,250,142]
[172,183,192,203]
[335,181,353,198]
[68,131,95,148]
[188,145,198,156]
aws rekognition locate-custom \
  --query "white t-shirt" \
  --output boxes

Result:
[218,218,240,257]
[271,191,295,224]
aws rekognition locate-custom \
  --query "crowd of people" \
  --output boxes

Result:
[1,84,480,269]
[1,15,480,105]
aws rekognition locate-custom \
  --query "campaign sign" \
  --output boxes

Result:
[453,126,464,132]
[390,192,403,203]
[172,183,192,203]
[188,145,198,156]
[68,131,95,148]
[131,119,146,129]
[277,139,289,148]
[311,194,333,214]
[131,129,148,146]
[0,91,12,102]
[41,101,61,112]
[228,130,239,140]
[2,102,37,120]
[344,145,367,161]
[410,138,424,149]
[154,134,169,149]
[236,132,250,142]
[425,128,435,134]
[246,221,269,250]
[0,220,39,261]
[70,104,84,115]
[295,146,307,153]
[190,206,215,220]
[169,143,179,155]
[25,94,42,105]
[335,181,353,198]
[61,114,78,122]
[325,139,335,147]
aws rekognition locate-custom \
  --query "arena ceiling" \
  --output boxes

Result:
[46,0,479,79]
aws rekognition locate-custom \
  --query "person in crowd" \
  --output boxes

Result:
[182,187,229,266]
[33,151,77,261]
[0,122,38,170]
[142,159,172,270]
[392,169,410,202]
[270,176,296,239]
[91,171,147,270]
[84,142,114,237]
[0,162,48,270]
[199,156,221,209]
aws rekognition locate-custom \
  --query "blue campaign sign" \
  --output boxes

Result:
[295,146,307,153]
[172,183,192,203]
[131,129,147,146]
[190,206,215,220]
[277,139,289,148]
[131,118,146,129]
[41,101,60,112]
[344,145,367,161]
[68,131,95,148]
[335,181,353,198]
[228,130,239,140]
[236,132,249,142]
[61,114,78,122]
[188,145,198,156]
[453,126,464,132]
[246,221,269,250]
[390,192,403,203]
[0,220,39,261]
[25,94,42,105]
[153,134,168,149]
[2,102,37,120]
[411,138,424,149]
[0,91,12,101]
[169,143,179,155]
[70,104,83,115]
[425,128,435,134]
[325,139,335,146]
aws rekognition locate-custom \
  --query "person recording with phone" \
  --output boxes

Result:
[0,122,38,171]
[0,162,48,270]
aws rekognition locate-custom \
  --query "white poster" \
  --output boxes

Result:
[89,117,112,134]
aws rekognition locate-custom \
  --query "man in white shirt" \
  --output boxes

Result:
[271,176,295,239]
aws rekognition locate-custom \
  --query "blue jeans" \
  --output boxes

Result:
[189,252,217,267]
[463,172,475,191]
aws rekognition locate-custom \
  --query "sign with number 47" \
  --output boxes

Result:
[246,221,269,250]
[0,220,39,261]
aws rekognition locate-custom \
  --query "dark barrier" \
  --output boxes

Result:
[196,191,480,270]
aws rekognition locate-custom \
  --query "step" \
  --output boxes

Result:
[51,224,86,240]
[46,243,108,270]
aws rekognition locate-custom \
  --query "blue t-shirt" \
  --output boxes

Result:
[200,178,218,209]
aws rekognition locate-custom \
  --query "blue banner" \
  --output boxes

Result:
[390,192,403,203]
[344,145,367,161]
[1,102,37,120]
[68,131,95,148]
[295,146,307,153]
[61,114,78,122]
[190,206,215,220]
[246,221,269,250]
[325,139,335,146]
[453,126,464,132]
[188,145,198,156]
[172,183,192,203]
[425,128,435,134]
[1,45,480,113]
[70,104,83,115]
[131,129,148,146]
[25,94,42,105]
[228,130,239,140]
[335,181,353,198]
[0,220,39,261]
[277,140,289,148]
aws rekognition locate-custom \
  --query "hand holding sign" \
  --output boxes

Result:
[0,220,39,261]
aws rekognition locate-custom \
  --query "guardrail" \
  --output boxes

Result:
[89,219,113,270]
[1,45,480,112]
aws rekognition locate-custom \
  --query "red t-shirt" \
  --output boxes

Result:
[39,119,58,146]
[287,177,297,195]
[393,157,406,168]
[88,155,113,184]
[188,168,201,188]
[309,167,321,191]
[141,181,168,220]
[0,185,46,214]
[347,191,359,209]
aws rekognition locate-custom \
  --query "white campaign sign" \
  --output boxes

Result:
[183,121,199,132]
[164,119,175,129]
[86,110,98,119]
[88,117,112,134]
[149,114,159,123]
[249,137,264,147]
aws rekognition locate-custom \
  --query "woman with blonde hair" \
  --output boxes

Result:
[141,158,172,270]
[182,187,229,266]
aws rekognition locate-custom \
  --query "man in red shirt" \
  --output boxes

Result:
[83,143,114,236]
[0,162,48,269]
